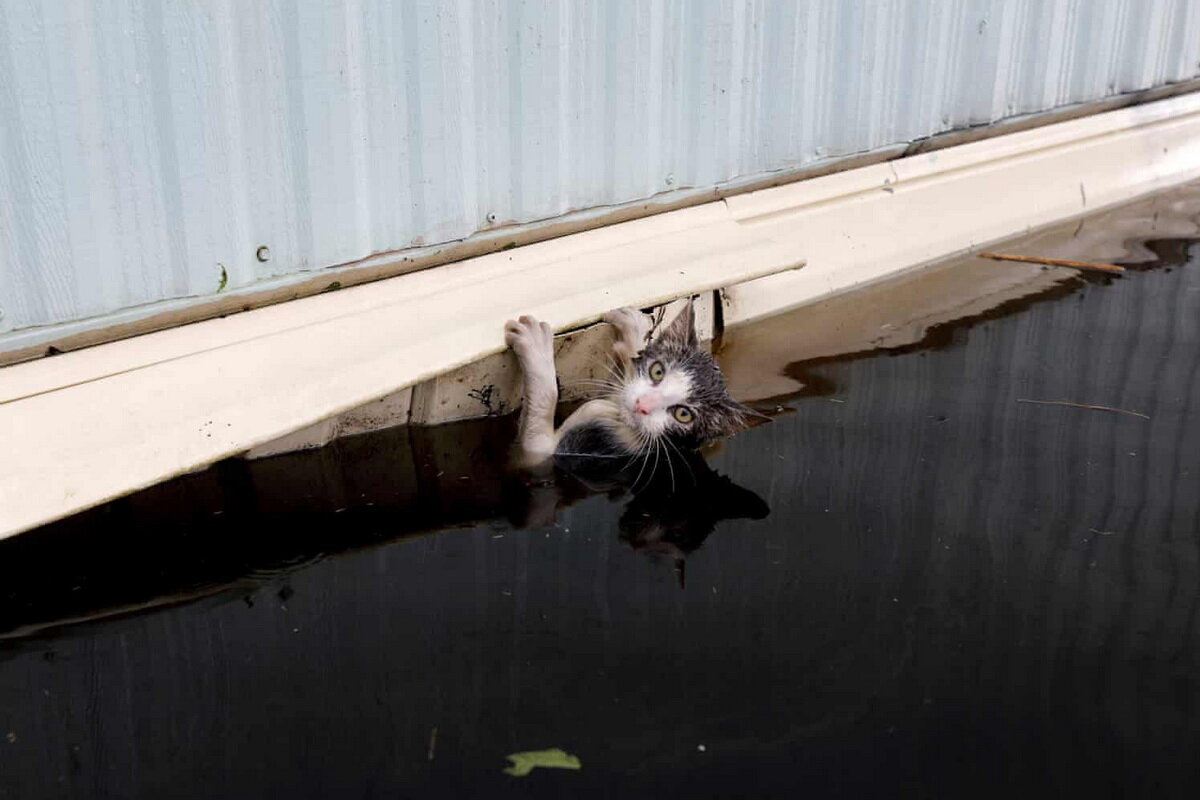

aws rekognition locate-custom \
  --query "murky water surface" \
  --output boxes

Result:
[3,187,1200,798]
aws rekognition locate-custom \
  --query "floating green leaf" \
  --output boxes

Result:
[502,748,581,777]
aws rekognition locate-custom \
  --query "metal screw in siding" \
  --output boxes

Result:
[256,246,271,263]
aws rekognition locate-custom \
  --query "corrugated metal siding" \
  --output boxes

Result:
[2,0,1199,337]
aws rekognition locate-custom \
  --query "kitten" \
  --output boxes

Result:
[504,300,756,471]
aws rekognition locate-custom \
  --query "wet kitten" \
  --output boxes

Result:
[504,301,755,469]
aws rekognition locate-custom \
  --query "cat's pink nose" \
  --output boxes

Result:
[634,396,659,415]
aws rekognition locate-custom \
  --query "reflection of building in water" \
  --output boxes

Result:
[722,183,1200,403]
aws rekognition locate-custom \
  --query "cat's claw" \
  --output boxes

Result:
[603,307,650,338]
[505,315,555,369]
[604,307,651,361]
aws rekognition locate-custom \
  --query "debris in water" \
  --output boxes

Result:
[1016,398,1149,419]
[427,727,438,761]
[503,748,581,777]
[978,251,1125,274]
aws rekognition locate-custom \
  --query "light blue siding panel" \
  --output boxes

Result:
[1,0,1198,337]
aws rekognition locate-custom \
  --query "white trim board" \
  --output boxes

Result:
[721,92,1200,326]
[3,92,1200,539]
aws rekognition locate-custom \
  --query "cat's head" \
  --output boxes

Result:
[619,302,755,449]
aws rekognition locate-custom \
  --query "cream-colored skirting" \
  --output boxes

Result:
[3,92,1200,539]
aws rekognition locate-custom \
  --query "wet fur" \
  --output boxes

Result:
[504,303,768,584]
[624,305,753,450]
[504,301,754,471]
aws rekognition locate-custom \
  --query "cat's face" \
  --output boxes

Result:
[618,304,753,449]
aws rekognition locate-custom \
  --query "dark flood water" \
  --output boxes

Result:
[3,193,1200,797]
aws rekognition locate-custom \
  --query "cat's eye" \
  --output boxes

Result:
[671,405,694,424]
[648,361,666,383]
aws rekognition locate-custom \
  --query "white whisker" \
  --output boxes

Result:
[630,449,650,491]
[618,429,641,466]
[566,378,624,397]
[645,437,663,493]
[603,355,630,384]
[630,432,655,490]
[661,436,695,487]
[660,438,676,493]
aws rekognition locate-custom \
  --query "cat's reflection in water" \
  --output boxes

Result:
[617,455,769,587]
[509,445,769,586]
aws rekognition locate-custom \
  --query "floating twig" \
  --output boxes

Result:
[427,727,438,761]
[1017,398,1149,419]
[978,251,1125,274]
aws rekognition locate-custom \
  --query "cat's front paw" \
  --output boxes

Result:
[603,307,651,347]
[505,315,554,363]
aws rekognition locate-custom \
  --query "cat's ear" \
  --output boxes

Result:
[717,398,768,436]
[656,299,698,349]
